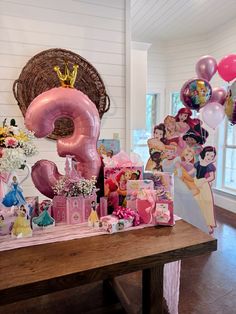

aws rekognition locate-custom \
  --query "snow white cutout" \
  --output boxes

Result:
[2,176,26,208]
[194,146,217,234]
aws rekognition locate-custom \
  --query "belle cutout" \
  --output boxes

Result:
[145,123,166,171]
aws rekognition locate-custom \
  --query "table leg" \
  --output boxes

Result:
[142,264,164,314]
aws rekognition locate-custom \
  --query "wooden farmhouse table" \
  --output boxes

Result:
[0,220,217,314]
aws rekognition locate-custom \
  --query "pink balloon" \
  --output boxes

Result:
[25,87,101,198]
[31,160,63,199]
[218,54,236,82]
[202,102,225,129]
[210,87,227,105]
[196,55,217,81]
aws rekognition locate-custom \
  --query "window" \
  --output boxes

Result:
[171,92,183,116]
[132,94,159,165]
[171,92,197,117]
[223,123,236,191]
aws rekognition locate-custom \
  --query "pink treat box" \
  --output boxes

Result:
[100,215,133,234]
[153,200,175,226]
[66,197,85,224]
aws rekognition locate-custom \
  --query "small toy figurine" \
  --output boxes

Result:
[32,201,55,230]
[88,201,99,227]
[11,205,32,238]
[2,176,26,208]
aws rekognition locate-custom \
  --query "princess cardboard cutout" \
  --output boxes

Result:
[145,123,166,171]
[146,108,216,234]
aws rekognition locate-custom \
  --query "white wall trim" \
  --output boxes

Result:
[125,0,131,152]
[213,190,236,213]
[132,41,152,50]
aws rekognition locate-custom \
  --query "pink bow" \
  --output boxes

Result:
[113,206,140,226]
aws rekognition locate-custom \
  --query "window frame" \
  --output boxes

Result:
[221,120,236,193]
[132,93,160,164]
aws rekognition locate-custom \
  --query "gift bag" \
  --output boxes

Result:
[104,166,143,213]
[126,180,154,210]
[136,188,175,226]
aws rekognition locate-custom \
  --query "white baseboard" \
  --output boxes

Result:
[213,190,236,213]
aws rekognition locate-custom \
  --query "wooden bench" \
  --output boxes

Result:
[0,220,217,313]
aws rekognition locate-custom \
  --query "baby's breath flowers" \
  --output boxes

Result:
[53,176,97,198]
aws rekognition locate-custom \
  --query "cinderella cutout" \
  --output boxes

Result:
[2,175,26,208]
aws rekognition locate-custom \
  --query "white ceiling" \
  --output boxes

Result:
[131,0,236,42]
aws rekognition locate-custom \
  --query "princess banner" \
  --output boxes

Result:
[146,108,216,234]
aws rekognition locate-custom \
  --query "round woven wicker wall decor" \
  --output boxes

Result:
[13,48,110,140]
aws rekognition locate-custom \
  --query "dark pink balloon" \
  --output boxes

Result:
[195,55,217,81]
[218,54,236,82]
[31,160,63,199]
[210,87,227,105]
[25,87,101,198]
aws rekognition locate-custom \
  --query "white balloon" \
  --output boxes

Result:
[202,102,225,129]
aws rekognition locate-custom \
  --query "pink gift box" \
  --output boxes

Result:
[66,197,85,224]
[53,196,86,224]
[99,197,108,217]
[53,196,67,223]
[154,201,174,226]
[0,215,15,236]
[100,215,133,233]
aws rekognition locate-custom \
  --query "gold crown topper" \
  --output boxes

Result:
[54,62,78,88]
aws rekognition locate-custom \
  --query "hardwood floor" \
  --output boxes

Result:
[179,206,236,314]
[1,206,235,313]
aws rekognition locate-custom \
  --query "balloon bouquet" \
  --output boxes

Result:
[195,54,236,126]
[24,62,101,198]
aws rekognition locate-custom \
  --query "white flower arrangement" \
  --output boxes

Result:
[0,119,38,171]
[53,176,97,198]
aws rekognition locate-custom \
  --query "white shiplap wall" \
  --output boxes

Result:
[147,41,166,122]
[147,17,236,211]
[0,0,126,198]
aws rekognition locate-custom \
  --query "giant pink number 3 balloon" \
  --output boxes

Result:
[25,87,101,198]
